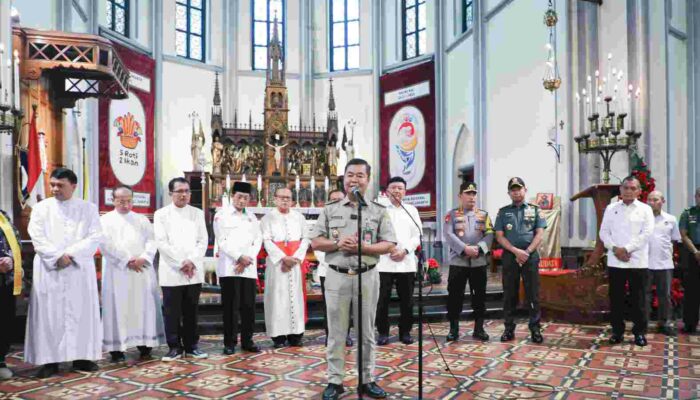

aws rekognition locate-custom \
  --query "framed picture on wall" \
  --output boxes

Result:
[536,193,554,210]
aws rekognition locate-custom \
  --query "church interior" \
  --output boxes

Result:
[0,0,699,399]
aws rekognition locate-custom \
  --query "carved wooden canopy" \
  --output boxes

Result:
[15,27,129,108]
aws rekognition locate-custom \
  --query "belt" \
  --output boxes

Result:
[329,264,376,275]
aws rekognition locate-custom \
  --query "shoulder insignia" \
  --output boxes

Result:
[326,199,340,205]
[528,203,539,209]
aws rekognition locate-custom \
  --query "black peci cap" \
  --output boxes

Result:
[233,181,253,194]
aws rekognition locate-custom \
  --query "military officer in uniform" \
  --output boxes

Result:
[494,177,546,343]
[443,182,493,342]
[311,158,397,400]
[680,187,700,334]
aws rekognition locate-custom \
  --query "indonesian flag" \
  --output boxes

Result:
[20,108,45,207]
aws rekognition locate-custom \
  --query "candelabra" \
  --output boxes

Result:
[574,97,641,184]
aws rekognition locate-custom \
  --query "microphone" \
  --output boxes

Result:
[350,186,368,207]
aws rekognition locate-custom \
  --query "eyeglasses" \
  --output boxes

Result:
[275,196,292,201]
[172,189,191,194]
[114,198,132,204]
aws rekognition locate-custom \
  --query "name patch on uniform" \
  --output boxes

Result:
[350,214,358,220]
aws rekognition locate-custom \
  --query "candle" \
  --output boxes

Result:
[606,53,612,89]
[12,50,19,110]
[310,175,316,206]
[0,44,4,91]
[257,174,262,191]
[226,174,231,191]
[324,176,329,195]
[635,86,641,131]
[594,71,599,113]
[242,173,247,183]
[627,84,633,115]
[587,76,592,114]
[295,175,300,205]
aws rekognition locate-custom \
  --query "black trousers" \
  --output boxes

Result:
[376,272,415,337]
[447,265,487,323]
[0,277,15,363]
[220,277,257,347]
[502,253,541,330]
[608,267,647,336]
[683,251,700,329]
[320,276,351,338]
[162,284,201,351]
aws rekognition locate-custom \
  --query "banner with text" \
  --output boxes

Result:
[379,60,436,219]
[98,43,156,215]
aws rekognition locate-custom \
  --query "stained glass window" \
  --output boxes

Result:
[106,0,129,37]
[252,0,285,70]
[463,0,474,32]
[402,0,426,60]
[329,0,360,71]
[176,0,206,62]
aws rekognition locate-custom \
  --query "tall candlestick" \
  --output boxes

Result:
[295,175,300,206]
[12,50,19,110]
[257,174,262,190]
[242,173,247,183]
[324,176,329,197]
[635,86,641,132]
[310,175,316,207]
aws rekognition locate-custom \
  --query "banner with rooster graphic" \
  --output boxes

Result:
[379,60,436,219]
[99,43,155,215]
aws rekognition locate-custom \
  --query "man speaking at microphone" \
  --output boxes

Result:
[311,158,397,400]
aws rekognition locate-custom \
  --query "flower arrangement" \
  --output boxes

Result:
[630,153,656,203]
[426,258,441,284]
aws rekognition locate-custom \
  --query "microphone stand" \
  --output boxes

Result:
[355,192,366,399]
[387,192,425,400]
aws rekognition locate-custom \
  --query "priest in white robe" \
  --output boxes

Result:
[155,177,209,361]
[25,168,103,379]
[100,185,165,362]
[261,187,310,348]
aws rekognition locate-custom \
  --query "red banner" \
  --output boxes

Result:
[379,60,436,219]
[98,43,156,215]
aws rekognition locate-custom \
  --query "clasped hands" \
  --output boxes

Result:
[280,256,301,273]
[127,257,148,272]
[234,255,254,274]
[57,254,74,269]
[180,259,197,279]
[0,257,12,273]
[613,246,632,262]
[463,245,480,259]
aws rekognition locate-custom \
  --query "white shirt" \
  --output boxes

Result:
[315,250,328,278]
[599,199,655,269]
[213,207,262,280]
[648,211,681,270]
[154,204,209,286]
[377,202,423,273]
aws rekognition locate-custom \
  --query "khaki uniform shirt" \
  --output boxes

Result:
[443,208,494,267]
[310,196,397,268]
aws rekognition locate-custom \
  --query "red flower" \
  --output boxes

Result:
[427,258,439,269]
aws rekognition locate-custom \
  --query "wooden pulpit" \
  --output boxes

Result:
[570,184,620,265]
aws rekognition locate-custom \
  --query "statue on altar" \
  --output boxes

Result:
[267,140,288,172]
[327,134,339,176]
[211,135,224,174]
[191,119,206,171]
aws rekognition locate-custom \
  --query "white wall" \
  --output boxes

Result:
[482,0,557,214]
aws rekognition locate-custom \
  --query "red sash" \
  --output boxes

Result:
[272,241,308,322]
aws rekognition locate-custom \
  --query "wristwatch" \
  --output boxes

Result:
[333,238,340,250]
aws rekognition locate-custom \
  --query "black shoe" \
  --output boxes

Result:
[446,320,459,342]
[72,360,99,372]
[322,383,345,400]
[608,334,623,344]
[400,334,414,345]
[223,346,236,355]
[242,342,261,353]
[530,329,544,344]
[634,334,647,347]
[659,325,677,336]
[37,363,59,379]
[187,349,209,359]
[345,336,353,347]
[138,346,152,360]
[472,329,489,341]
[162,348,183,362]
[500,330,515,342]
[273,341,286,349]
[359,382,387,398]
[376,335,389,346]
[110,351,126,363]
[288,337,303,347]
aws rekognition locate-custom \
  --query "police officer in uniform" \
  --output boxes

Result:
[680,187,700,334]
[494,177,546,343]
[443,182,493,342]
[311,158,396,400]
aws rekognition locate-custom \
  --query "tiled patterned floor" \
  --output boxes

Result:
[2,320,699,399]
